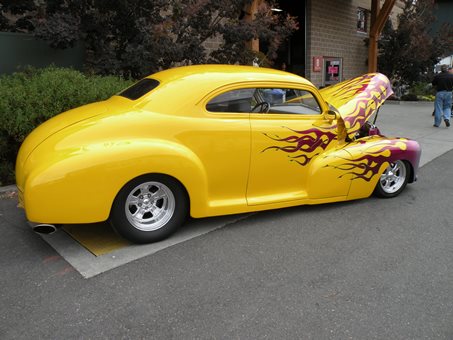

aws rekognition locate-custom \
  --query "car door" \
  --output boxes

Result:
[246,85,339,205]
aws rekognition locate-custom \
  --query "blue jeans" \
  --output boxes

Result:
[434,91,452,126]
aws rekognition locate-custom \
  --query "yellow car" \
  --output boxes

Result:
[16,65,421,244]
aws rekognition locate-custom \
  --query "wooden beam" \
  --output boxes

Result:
[244,0,263,52]
[370,0,380,27]
[368,0,396,73]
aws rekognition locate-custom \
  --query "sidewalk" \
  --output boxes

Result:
[377,101,453,167]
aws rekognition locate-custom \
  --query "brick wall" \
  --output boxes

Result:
[306,0,370,87]
[202,34,224,57]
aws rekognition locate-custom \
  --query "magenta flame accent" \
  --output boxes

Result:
[262,126,337,166]
[326,140,408,181]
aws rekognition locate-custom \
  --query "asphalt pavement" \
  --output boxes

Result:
[1,101,453,339]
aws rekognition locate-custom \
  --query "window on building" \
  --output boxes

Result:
[357,8,368,33]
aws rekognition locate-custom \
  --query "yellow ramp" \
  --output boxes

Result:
[63,223,130,256]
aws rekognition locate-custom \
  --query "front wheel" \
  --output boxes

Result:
[110,174,188,244]
[374,160,409,198]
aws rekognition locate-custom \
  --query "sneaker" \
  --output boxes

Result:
[445,119,450,127]
[433,124,439,127]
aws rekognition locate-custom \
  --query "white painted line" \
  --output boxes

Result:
[39,213,252,278]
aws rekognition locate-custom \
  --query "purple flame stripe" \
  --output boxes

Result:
[290,153,320,166]
[326,139,408,181]
[326,74,373,100]
[340,75,392,132]
[262,126,337,166]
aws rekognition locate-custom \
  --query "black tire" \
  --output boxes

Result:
[110,174,188,244]
[374,160,409,198]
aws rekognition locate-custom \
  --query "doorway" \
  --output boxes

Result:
[275,0,307,76]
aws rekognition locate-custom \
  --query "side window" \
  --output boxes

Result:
[206,89,255,113]
[254,88,322,115]
[206,87,321,115]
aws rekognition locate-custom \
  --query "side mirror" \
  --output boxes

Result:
[326,110,340,121]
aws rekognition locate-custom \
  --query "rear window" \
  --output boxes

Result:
[119,78,160,100]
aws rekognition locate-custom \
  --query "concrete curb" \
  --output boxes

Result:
[0,185,17,193]
[385,100,434,106]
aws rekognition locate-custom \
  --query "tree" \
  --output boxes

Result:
[29,0,297,78]
[0,0,37,32]
[378,0,453,85]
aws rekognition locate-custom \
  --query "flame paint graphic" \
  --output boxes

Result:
[326,139,409,181]
[320,73,393,136]
[262,126,337,166]
[261,73,400,178]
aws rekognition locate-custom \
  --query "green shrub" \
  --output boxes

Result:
[0,66,133,186]
[401,82,435,102]
[400,93,419,101]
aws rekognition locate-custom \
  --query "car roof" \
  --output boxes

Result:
[147,64,314,88]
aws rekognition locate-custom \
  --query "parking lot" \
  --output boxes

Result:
[1,102,453,339]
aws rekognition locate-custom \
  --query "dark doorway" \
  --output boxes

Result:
[275,0,306,76]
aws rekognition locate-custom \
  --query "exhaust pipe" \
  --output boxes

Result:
[32,224,58,235]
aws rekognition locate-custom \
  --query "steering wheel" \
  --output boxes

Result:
[251,101,270,113]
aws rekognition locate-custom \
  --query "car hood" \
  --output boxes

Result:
[319,73,393,138]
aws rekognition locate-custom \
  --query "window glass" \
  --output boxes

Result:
[119,78,160,100]
[206,87,321,115]
[206,89,255,112]
[253,88,321,115]
[357,8,368,33]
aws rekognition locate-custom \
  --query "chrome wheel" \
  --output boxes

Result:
[125,181,175,231]
[379,160,407,194]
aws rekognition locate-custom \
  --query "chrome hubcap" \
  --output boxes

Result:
[379,160,406,194]
[125,181,175,231]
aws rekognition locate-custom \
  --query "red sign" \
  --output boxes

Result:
[328,66,338,75]
[313,56,322,72]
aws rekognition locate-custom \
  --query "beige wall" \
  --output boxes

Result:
[306,0,370,87]
[202,0,404,86]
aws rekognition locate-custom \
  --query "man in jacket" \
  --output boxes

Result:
[432,64,453,127]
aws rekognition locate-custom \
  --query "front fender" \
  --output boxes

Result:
[23,139,208,224]
[343,136,421,199]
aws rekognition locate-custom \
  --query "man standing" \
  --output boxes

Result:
[432,64,453,127]
[450,67,453,118]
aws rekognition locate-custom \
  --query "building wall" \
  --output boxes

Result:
[306,0,370,87]
[202,33,224,58]
[433,0,453,56]
[0,32,84,74]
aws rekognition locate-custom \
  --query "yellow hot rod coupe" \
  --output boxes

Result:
[16,65,421,243]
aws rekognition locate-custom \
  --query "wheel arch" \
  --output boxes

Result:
[343,137,420,200]
[24,139,209,224]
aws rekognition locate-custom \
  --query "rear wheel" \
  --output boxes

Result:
[374,160,409,198]
[110,174,188,244]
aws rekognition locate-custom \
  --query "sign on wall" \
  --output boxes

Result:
[312,56,322,72]
[322,57,343,86]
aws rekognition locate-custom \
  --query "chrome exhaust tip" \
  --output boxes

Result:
[32,224,57,235]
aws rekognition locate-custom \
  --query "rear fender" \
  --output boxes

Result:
[24,140,209,224]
